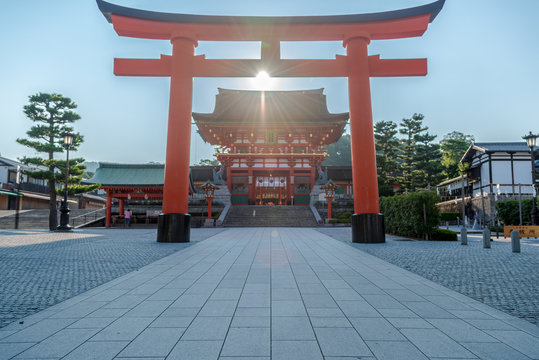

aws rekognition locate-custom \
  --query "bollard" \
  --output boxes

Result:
[460,227,468,245]
[511,230,520,253]
[483,228,491,248]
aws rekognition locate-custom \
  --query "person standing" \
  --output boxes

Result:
[124,209,132,227]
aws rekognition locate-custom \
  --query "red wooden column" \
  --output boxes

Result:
[119,199,124,216]
[157,35,195,243]
[105,191,112,228]
[346,33,385,243]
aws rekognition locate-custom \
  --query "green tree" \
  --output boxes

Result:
[323,133,351,166]
[197,158,220,166]
[413,131,444,189]
[440,131,475,179]
[17,93,99,230]
[374,121,399,196]
[397,113,426,192]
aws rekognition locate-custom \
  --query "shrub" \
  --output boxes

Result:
[336,212,352,223]
[328,219,338,224]
[495,198,535,225]
[380,191,441,238]
[431,228,457,241]
[440,212,460,221]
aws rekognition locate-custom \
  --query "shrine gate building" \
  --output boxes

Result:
[193,88,348,206]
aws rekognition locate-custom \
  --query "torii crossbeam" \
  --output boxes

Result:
[97,0,445,243]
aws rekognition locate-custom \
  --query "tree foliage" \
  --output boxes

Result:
[413,131,444,189]
[374,121,399,196]
[440,131,475,180]
[397,113,426,192]
[197,158,220,166]
[17,92,99,230]
[323,133,351,166]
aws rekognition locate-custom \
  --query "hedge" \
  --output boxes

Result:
[380,191,441,238]
[431,228,457,241]
[440,212,460,221]
[495,198,535,225]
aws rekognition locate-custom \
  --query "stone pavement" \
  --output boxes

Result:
[0,228,225,328]
[317,228,539,326]
[1,228,538,359]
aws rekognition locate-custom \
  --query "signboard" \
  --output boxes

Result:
[504,226,539,238]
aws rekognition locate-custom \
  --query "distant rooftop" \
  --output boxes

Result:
[461,142,537,164]
[84,163,165,187]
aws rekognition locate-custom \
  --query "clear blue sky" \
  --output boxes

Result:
[1,0,538,165]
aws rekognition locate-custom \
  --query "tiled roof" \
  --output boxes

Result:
[84,163,165,186]
[472,142,533,153]
[193,88,349,125]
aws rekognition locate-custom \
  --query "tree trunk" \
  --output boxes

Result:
[48,124,57,230]
[49,177,57,230]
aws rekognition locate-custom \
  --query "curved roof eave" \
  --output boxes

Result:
[97,0,445,25]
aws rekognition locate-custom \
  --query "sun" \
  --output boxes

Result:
[252,71,274,90]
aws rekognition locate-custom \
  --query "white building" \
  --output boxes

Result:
[461,142,537,197]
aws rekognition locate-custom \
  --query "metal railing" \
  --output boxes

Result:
[70,208,106,228]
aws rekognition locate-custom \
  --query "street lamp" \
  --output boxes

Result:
[57,132,74,231]
[321,179,338,220]
[200,180,218,219]
[522,131,538,225]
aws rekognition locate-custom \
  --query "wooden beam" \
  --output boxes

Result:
[114,54,426,78]
[114,54,171,76]
[368,55,427,77]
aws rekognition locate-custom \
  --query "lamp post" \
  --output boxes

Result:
[523,131,538,225]
[200,180,217,219]
[57,132,74,231]
[15,165,23,229]
[321,180,338,220]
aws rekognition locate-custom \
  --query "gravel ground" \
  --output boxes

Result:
[0,228,224,328]
[316,228,539,326]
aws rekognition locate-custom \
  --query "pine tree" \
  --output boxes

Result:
[397,113,426,192]
[374,121,399,196]
[413,131,444,189]
[17,93,99,230]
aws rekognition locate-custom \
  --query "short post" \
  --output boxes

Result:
[510,230,520,253]
[482,228,491,248]
[460,227,468,245]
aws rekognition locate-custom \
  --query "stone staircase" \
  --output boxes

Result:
[0,209,105,230]
[223,205,318,227]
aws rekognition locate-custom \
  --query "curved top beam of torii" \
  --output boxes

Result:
[96,0,445,41]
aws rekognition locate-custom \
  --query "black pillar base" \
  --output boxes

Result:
[157,213,190,243]
[352,213,385,243]
[56,204,72,232]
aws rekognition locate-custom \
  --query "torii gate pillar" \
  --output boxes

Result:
[157,36,195,243]
[347,34,384,243]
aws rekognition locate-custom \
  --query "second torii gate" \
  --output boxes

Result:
[97,0,445,243]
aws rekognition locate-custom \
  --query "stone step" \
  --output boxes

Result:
[0,209,103,229]
[223,205,317,227]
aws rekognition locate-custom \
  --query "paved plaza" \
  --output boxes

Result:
[1,228,538,359]
[318,228,539,326]
[0,228,224,328]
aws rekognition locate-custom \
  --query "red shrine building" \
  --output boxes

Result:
[193,88,348,206]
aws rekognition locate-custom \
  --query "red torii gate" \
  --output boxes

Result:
[97,0,444,243]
